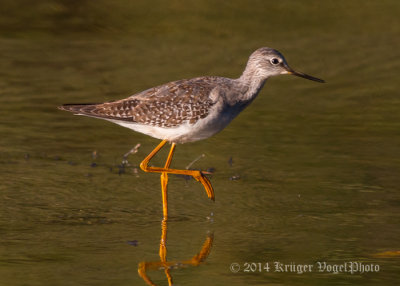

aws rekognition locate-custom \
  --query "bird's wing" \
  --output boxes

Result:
[58,77,222,128]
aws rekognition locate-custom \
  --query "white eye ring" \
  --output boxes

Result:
[270,58,280,65]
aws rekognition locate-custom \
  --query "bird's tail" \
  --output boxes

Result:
[57,103,98,114]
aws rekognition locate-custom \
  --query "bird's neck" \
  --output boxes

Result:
[237,66,268,102]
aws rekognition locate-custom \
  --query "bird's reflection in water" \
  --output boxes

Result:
[138,219,213,285]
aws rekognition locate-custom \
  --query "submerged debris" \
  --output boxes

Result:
[92,150,98,160]
[91,150,98,167]
[206,212,214,222]
[185,153,205,170]
[122,143,141,166]
[206,167,216,174]
[55,143,144,177]
[229,175,240,181]
[173,153,215,182]
[118,164,125,175]
[127,240,139,247]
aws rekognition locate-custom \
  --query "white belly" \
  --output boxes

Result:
[107,101,239,143]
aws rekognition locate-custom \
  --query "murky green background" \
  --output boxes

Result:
[1,1,400,285]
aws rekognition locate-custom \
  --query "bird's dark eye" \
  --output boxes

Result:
[270,58,280,65]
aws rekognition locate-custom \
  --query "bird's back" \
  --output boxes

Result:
[58,76,232,128]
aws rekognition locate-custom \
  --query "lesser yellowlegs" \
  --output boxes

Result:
[58,47,324,219]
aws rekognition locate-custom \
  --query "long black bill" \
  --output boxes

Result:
[287,68,325,83]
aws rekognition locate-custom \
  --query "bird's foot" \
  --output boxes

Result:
[192,170,215,201]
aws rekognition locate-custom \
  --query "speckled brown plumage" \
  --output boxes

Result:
[59,76,224,128]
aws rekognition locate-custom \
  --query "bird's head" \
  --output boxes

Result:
[246,47,325,83]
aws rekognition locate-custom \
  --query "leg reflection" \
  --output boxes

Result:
[138,219,213,286]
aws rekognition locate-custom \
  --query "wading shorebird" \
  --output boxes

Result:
[58,47,324,219]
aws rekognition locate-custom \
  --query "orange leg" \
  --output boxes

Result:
[140,140,215,211]
[160,143,175,219]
